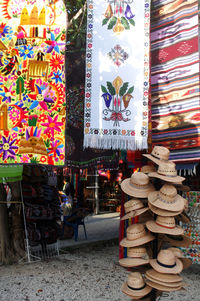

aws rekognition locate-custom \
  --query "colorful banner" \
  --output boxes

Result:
[151,0,200,163]
[0,0,66,165]
[84,0,150,150]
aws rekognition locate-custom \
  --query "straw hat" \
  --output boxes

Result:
[122,272,152,298]
[145,268,183,283]
[167,247,192,269]
[148,202,182,217]
[149,249,183,274]
[148,184,185,212]
[145,274,183,288]
[121,172,155,198]
[143,146,170,165]
[164,234,192,248]
[120,223,155,248]
[119,247,150,267]
[149,161,185,183]
[176,211,191,224]
[146,216,184,235]
[121,199,149,221]
[146,279,182,291]
[141,165,156,174]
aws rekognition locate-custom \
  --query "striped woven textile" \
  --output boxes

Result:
[151,0,200,163]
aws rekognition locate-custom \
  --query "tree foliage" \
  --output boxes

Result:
[66,0,87,51]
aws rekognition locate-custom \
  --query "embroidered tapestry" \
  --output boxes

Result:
[151,0,200,163]
[0,0,66,165]
[84,0,151,151]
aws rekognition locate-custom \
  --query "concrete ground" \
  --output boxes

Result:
[58,212,120,249]
[0,212,200,300]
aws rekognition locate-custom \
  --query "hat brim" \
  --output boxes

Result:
[119,257,149,268]
[176,212,191,224]
[143,154,163,165]
[148,202,183,217]
[164,234,192,248]
[122,282,152,298]
[120,232,155,248]
[149,172,185,184]
[121,178,155,198]
[145,274,183,288]
[181,258,192,269]
[145,268,183,283]
[146,220,184,236]
[121,207,149,221]
[146,280,182,292]
[149,257,183,274]
[148,191,185,212]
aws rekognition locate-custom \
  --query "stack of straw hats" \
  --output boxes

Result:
[145,249,185,291]
[119,145,192,300]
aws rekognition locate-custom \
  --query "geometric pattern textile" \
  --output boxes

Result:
[84,0,151,151]
[0,0,66,165]
[151,0,200,163]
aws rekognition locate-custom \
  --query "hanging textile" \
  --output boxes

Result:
[84,0,151,151]
[151,0,200,163]
[0,0,66,165]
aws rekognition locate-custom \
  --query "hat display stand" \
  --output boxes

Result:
[120,146,189,301]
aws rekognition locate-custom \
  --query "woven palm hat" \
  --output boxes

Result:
[146,279,182,292]
[122,272,152,298]
[176,211,191,224]
[121,172,155,198]
[148,202,182,217]
[164,234,192,248]
[145,274,183,288]
[143,146,170,165]
[120,223,155,248]
[119,247,150,267]
[141,165,156,174]
[148,184,185,212]
[145,268,183,283]
[167,247,192,269]
[146,215,184,235]
[149,161,185,183]
[149,249,183,274]
[121,199,149,221]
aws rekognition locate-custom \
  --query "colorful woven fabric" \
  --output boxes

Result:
[84,0,150,151]
[0,0,66,165]
[181,191,200,264]
[151,0,200,162]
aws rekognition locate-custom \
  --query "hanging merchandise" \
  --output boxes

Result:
[150,0,200,163]
[84,0,150,150]
[0,0,66,165]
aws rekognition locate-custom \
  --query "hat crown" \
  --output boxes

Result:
[128,247,147,258]
[157,161,177,177]
[124,199,144,212]
[141,165,156,174]
[127,272,145,289]
[130,172,150,186]
[127,223,146,240]
[157,250,176,266]
[168,247,183,258]
[151,146,170,161]
[159,184,177,200]
[156,215,175,228]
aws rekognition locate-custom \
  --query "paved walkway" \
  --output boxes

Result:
[58,212,120,249]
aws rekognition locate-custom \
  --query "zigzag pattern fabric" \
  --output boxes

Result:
[151,0,200,162]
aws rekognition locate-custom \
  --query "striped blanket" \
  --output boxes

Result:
[151,0,200,163]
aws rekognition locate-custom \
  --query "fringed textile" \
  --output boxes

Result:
[84,0,151,151]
